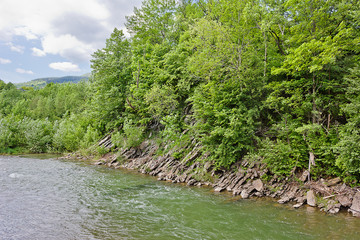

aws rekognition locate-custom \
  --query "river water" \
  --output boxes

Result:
[0,155,359,240]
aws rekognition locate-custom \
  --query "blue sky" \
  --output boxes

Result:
[0,0,142,83]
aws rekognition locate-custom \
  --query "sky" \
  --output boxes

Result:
[0,0,143,83]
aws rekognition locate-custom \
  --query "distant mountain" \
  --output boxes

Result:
[15,75,90,89]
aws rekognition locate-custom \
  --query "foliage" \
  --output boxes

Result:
[1,0,360,182]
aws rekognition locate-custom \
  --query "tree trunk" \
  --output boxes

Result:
[312,74,317,124]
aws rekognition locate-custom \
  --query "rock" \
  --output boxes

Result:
[349,192,360,217]
[328,207,340,214]
[318,202,325,208]
[277,185,299,204]
[214,187,225,192]
[252,179,264,192]
[241,190,250,199]
[252,170,259,179]
[307,190,317,207]
[325,177,341,187]
[187,179,197,186]
[293,203,303,208]
[326,200,336,209]
[233,189,241,196]
[295,196,306,204]
[278,197,290,204]
[337,195,352,207]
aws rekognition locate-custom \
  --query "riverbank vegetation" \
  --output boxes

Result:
[1,0,359,183]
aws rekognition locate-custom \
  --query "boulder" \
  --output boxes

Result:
[252,179,264,192]
[307,190,317,207]
[337,195,352,207]
[349,192,360,217]
[241,190,250,199]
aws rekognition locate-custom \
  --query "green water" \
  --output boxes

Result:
[0,155,359,239]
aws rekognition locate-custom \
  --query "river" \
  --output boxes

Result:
[0,155,359,239]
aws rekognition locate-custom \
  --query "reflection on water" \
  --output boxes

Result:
[0,155,359,240]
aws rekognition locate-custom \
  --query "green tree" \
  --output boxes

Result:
[90,28,132,130]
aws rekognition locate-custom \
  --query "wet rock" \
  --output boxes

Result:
[326,200,341,214]
[187,179,197,186]
[112,162,120,167]
[293,203,303,208]
[349,192,360,217]
[252,179,264,192]
[307,190,317,207]
[328,207,340,214]
[214,187,225,192]
[278,197,290,204]
[204,182,212,186]
[233,190,241,196]
[241,190,250,199]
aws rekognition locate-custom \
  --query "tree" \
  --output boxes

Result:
[90,28,132,130]
[267,0,359,178]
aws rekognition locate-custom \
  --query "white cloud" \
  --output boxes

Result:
[0,57,11,64]
[7,42,24,53]
[0,0,143,64]
[42,34,94,62]
[49,62,81,72]
[16,68,34,74]
[14,26,38,40]
[31,47,46,57]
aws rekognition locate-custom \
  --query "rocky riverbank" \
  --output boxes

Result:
[65,138,360,217]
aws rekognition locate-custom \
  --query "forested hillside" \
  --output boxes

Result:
[14,75,90,89]
[1,0,359,183]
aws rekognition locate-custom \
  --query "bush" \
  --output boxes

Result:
[53,114,88,152]
[123,119,145,148]
[23,118,53,153]
[259,138,300,176]
[336,126,360,175]
[80,126,100,149]
[111,131,125,148]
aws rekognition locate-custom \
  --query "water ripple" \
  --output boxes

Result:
[0,156,359,240]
